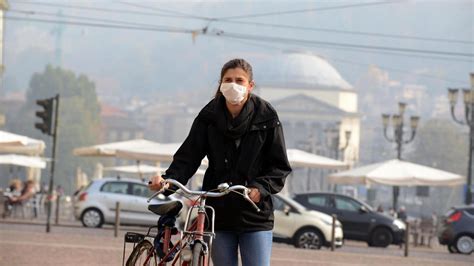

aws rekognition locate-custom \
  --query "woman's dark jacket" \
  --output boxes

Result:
[163,94,292,232]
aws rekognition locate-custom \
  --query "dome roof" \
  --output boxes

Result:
[257,51,352,90]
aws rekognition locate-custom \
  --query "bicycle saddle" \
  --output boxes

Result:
[148,200,183,216]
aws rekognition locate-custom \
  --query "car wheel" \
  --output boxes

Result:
[448,244,458,253]
[81,208,104,228]
[293,228,323,249]
[370,227,393,248]
[455,235,473,255]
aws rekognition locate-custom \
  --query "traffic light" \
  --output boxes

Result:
[35,97,54,135]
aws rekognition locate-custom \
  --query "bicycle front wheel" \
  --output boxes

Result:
[191,242,207,266]
[126,240,157,266]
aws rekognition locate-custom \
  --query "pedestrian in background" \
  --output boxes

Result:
[376,204,384,213]
[3,180,36,218]
[389,207,397,218]
[8,178,22,195]
[397,206,407,221]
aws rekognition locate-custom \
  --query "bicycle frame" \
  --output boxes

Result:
[128,179,260,266]
[153,196,215,266]
[130,221,197,266]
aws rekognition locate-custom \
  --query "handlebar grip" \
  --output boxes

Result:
[147,180,168,202]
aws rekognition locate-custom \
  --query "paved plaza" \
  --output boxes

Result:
[0,219,472,266]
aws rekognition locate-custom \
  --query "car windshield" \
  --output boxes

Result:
[279,195,308,211]
[337,195,375,212]
[75,181,93,195]
[443,208,456,218]
[359,201,374,212]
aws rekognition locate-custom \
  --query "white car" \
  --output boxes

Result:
[272,194,344,249]
[74,177,184,228]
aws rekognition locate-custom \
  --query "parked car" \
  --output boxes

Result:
[272,194,344,249]
[438,205,474,255]
[74,177,186,228]
[293,192,405,247]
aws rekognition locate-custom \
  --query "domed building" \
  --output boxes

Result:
[254,51,360,165]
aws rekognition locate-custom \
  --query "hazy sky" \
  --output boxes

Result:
[4,0,473,100]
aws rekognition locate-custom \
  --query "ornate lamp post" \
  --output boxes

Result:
[382,102,420,209]
[336,130,352,161]
[448,73,474,205]
[325,124,352,160]
[326,126,351,192]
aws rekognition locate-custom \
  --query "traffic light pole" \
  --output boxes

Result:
[46,94,59,233]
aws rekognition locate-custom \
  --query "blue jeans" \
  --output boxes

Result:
[211,230,272,266]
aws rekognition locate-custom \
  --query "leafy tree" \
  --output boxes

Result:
[408,119,467,175]
[407,118,468,213]
[9,65,101,194]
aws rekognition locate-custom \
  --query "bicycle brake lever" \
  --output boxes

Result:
[147,180,168,202]
[147,190,162,203]
[243,188,261,213]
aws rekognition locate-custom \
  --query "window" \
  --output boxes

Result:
[131,184,151,198]
[308,195,327,207]
[465,208,474,216]
[335,197,360,212]
[101,182,128,195]
[272,196,285,211]
[121,131,130,140]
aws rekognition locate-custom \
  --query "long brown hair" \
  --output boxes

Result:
[214,58,254,98]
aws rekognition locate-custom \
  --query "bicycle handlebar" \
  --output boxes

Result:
[148,179,261,212]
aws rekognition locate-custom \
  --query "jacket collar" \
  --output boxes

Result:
[200,94,279,127]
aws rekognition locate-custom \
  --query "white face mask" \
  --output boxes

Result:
[220,82,248,105]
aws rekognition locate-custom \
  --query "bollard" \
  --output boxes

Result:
[55,195,60,225]
[331,214,337,251]
[115,202,120,238]
[404,221,409,257]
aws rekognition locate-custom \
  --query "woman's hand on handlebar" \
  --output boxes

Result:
[248,187,261,203]
[148,175,168,191]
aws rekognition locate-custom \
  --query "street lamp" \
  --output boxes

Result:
[326,125,351,193]
[340,130,352,160]
[447,72,474,205]
[325,125,352,160]
[382,102,420,209]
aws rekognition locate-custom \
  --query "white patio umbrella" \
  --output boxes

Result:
[73,139,160,157]
[74,139,163,179]
[0,154,47,169]
[0,130,46,155]
[286,149,348,170]
[104,164,162,174]
[104,164,206,176]
[328,159,464,186]
[116,147,346,173]
[115,143,209,165]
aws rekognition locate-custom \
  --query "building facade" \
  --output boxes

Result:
[254,51,360,165]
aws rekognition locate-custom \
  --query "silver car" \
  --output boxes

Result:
[74,177,182,227]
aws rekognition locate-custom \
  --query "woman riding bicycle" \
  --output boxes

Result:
[150,58,292,266]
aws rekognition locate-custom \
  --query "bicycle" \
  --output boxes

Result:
[124,179,260,266]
